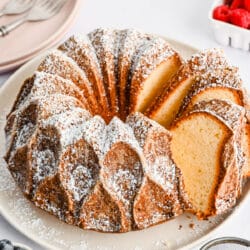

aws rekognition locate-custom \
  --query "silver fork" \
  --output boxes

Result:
[0,0,67,37]
[0,0,35,18]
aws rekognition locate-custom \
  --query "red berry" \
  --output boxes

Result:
[230,0,244,9]
[213,5,231,22]
[230,8,250,28]
[243,0,250,11]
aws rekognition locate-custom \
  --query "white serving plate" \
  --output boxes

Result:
[209,0,250,51]
[0,38,249,250]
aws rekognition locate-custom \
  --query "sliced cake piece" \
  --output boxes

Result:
[189,100,246,204]
[181,86,243,115]
[88,29,118,120]
[117,29,150,120]
[170,111,232,218]
[129,37,183,114]
[147,49,236,128]
[38,50,98,114]
[127,112,182,229]
[58,35,109,121]
[170,99,245,217]
[177,65,243,117]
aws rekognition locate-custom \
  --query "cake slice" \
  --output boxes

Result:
[177,65,243,117]
[129,37,183,114]
[59,35,109,121]
[170,110,232,218]
[170,100,245,217]
[88,29,118,120]
[174,70,250,180]
[147,49,236,128]
[127,113,182,229]
[189,100,246,200]
[180,86,243,115]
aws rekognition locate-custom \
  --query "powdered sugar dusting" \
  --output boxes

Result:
[67,164,95,202]
[32,149,57,185]
[103,117,142,156]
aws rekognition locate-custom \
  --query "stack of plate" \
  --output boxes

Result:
[0,0,81,73]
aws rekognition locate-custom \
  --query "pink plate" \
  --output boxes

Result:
[0,0,81,73]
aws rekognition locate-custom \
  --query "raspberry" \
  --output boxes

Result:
[243,0,250,11]
[230,8,250,28]
[230,0,244,9]
[213,5,231,22]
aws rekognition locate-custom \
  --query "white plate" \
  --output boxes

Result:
[0,38,249,250]
[0,0,82,73]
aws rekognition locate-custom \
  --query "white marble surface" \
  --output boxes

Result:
[0,0,249,249]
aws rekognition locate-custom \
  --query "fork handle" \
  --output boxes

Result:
[0,16,27,37]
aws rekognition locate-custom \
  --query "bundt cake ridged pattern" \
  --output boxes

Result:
[4,28,250,233]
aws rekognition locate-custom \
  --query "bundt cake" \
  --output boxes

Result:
[4,28,250,233]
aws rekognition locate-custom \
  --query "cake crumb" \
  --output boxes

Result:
[189,223,194,229]
[178,224,182,230]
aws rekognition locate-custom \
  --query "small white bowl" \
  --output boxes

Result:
[209,0,250,51]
